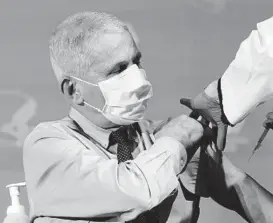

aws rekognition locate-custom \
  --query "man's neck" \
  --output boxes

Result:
[69,107,115,148]
[69,106,120,130]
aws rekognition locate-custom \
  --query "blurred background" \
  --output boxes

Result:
[1,0,273,222]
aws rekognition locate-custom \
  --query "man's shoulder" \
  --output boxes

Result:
[23,117,75,148]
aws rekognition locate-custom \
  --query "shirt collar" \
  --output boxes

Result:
[68,108,112,148]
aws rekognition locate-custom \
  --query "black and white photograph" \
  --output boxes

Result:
[1,1,273,222]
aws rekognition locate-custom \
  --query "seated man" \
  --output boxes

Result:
[23,11,205,223]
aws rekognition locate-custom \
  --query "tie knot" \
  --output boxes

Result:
[110,125,137,145]
[109,125,139,163]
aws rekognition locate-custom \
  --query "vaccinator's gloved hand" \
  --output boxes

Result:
[180,80,228,151]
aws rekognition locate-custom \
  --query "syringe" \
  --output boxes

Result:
[249,112,273,160]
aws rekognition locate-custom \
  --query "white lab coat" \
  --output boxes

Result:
[220,16,273,125]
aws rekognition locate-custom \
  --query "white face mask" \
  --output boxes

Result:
[71,64,153,125]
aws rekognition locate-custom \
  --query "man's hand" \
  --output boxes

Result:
[154,114,204,150]
[180,80,228,151]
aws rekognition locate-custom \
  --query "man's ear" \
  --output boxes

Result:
[62,79,74,98]
[62,79,84,105]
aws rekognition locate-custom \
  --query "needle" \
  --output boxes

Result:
[249,128,269,161]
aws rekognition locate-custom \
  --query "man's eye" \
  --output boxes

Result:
[110,63,128,75]
[119,64,128,72]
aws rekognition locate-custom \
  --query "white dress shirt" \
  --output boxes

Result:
[23,108,189,222]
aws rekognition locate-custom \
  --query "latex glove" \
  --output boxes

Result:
[180,80,228,151]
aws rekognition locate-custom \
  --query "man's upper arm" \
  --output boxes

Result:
[23,137,151,219]
[23,121,186,221]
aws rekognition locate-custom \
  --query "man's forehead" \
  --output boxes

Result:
[89,30,139,74]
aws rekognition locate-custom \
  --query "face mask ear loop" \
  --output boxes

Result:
[83,101,104,114]
[70,76,105,112]
[70,76,99,87]
[100,103,108,113]
[84,101,119,125]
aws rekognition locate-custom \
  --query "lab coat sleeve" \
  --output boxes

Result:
[23,136,187,222]
[218,16,273,126]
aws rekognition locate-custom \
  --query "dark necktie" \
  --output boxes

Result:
[109,126,137,163]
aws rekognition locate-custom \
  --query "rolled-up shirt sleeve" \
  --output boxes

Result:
[23,136,186,221]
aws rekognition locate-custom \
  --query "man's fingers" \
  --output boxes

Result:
[180,98,194,110]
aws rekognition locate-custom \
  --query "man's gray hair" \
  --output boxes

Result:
[49,11,127,82]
